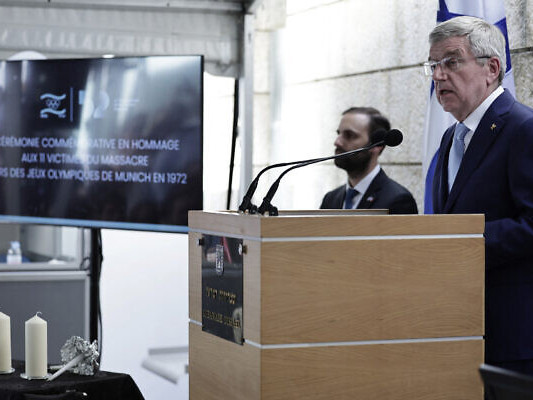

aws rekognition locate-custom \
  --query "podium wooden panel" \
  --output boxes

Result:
[189,211,485,399]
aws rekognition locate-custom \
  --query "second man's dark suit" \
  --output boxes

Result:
[320,169,418,214]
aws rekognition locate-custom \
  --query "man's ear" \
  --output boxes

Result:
[486,57,501,85]
[371,145,384,156]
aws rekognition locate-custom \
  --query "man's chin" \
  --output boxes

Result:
[334,161,350,172]
[439,103,463,120]
[335,161,367,175]
[438,98,457,113]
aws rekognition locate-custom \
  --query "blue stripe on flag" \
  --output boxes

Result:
[424,149,440,214]
[437,0,462,22]
[437,10,462,22]
[494,18,512,73]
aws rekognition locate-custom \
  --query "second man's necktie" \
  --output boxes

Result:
[344,187,359,209]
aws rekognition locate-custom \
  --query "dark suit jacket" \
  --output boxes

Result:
[320,169,418,214]
[432,89,533,363]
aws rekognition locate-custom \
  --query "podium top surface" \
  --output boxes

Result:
[188,210,484,239]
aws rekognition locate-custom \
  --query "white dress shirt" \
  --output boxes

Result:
[344,164,381,209]
[461,85,504,151]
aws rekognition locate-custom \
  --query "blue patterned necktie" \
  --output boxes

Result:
[344,187,359,209]
[448,122,469,192]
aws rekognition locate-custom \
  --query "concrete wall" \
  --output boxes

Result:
[250,0,533,212]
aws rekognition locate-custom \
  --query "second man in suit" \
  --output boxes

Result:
[320,107,418,214]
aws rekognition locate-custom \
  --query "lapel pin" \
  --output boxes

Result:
[490,123,497,131]
[366,196,375,203]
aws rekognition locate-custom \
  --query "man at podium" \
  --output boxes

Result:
[320,107,418,214]
[428,16,533,374]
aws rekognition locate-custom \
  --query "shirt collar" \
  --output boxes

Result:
[346,164,381,195]
[462,86,504,132]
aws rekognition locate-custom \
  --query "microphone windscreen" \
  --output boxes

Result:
[370,129,387,145]
[385,129,403,147]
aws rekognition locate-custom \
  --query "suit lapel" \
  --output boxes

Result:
[357,170,384,209]
[333,186,346,208]
[444,90,514,212]
[434,127,454,212]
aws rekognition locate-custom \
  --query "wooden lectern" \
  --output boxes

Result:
[188,211,485,399]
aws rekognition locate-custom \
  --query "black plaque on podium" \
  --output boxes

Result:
[201,235,243,344]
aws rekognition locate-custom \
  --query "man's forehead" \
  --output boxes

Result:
[338,112,370,132]
[429,36,470,58]
[341,112,370,124]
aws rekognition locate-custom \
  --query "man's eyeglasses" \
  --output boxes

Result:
[423,56,491,77]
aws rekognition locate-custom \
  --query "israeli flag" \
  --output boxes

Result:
[422,0,515,213]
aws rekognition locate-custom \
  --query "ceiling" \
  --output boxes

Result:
[0,0,263,76]
[0,1,260,13]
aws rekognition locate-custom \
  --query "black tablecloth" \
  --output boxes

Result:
[0,361,145,400]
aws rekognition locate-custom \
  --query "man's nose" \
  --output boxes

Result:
[334,135,343,148]
[432,63,447,81]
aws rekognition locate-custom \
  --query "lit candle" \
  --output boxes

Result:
[0,311,12,372]
[25,313,47,378]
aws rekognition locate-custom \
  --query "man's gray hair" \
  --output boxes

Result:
[429,16,507,83]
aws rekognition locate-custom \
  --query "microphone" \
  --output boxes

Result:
[238,155,329,214]
[255,129,403,216]
[383,129,403,147]
[239,129,403,214]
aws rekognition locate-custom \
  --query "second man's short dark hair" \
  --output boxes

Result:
[342,107,391,134]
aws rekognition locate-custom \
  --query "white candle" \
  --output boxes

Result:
[25,313,47,377]
[0,311,12,372]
